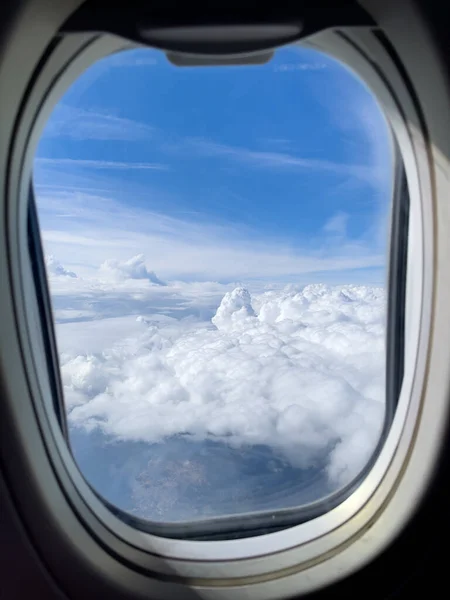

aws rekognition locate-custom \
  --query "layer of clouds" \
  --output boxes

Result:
[50,259,385,491]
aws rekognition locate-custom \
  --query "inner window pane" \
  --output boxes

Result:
[33,44,393,525]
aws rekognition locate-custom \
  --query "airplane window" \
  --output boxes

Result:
[33,44,396,529]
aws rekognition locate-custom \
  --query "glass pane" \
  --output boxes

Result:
[33,44,393,526]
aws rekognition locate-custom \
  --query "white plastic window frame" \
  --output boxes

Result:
[2,17,444,600]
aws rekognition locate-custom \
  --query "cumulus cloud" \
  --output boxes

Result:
[45,255,77,278]
[99,254,166,285]
[212,287,256,330]
[59,282,386,490]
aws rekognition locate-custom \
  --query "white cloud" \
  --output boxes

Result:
[52,269,386,491]
[45,254,77,278]
[211,287,256,330]
[99,254,166,285]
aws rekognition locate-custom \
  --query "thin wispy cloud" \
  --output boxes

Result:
[306,68,392,190]
[40,101,385,186]
[36,158,169,171]
[323,212,350,238]
[41,118,379,182]
[274,62,327,72]
[37,189,385,282]
[41,104,155,142]
[40,107,385,189]
[176,138,383,184]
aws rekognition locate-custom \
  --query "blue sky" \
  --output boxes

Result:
[34,44,392,284]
